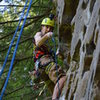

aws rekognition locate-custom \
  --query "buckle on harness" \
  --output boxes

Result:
[35,60,40,71]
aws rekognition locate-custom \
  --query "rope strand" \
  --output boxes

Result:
[0,0,28,78]
[0,0,32,99]
[52,35,61,98]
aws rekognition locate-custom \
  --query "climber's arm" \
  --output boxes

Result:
[34,32,53,47]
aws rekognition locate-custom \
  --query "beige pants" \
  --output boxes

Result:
[38,55,66,84]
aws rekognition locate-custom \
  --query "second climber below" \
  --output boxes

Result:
[32,14,66,100]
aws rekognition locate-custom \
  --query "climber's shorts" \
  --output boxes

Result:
[38,55,66,84]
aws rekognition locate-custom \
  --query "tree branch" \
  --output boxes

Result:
[0,56,33,63]
[0,17,39,40]
[0,37,33,52]
[0,15,44,25]
[4,82,44,98]
[0,4,49,8]
[5,85,33,96]
[0,10,50,40]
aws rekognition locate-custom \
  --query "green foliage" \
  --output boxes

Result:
[0,0,58,99]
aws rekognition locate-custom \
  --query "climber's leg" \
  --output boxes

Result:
[52,76,66,100]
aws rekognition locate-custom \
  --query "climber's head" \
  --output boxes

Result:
[41,18,54,27]
[41,14,55,34]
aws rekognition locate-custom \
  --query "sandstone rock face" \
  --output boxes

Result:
[55,0,100,99]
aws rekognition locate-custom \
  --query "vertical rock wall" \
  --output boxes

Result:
[55,0,100,100]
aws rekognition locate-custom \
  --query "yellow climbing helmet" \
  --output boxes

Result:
[41,18,54,27]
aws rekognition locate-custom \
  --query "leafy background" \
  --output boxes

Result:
[0,0,58,99]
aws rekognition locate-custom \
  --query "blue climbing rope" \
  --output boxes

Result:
[52,35,61,98]
[0,0,32,99]
[0,0,28,78]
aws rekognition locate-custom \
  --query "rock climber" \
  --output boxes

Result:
[32,14,66,100]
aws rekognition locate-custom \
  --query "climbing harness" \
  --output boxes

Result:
[0,0,32,99]
[33,37,50,62]
[45,62,55,74]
